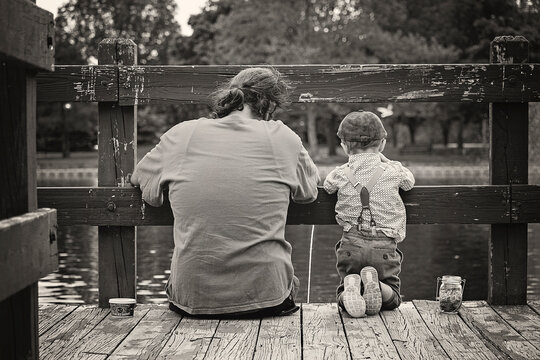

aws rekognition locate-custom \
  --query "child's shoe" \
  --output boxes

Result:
[341,274,366,318]
[360,266,382,315]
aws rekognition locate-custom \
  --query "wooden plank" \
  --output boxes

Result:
[204,319,260,360]
[0,0,54,70]
[341,310,400,359]
[0,208,57,302]
[69,305,150,358]
[37,185,540,226]
[492,305,540,351]
[529,300,540,315]
[97,38,137,308]
[36,65,118,102]
[108,306,181,359]
[36,63,540,103]
[489,36,529,305]
[413,300,500,360]
[381,302,449,359]
[302,303,350,360]
[39,305,110,360]
[158,317,220,359]
[38,304,78,336]
[459,301,540,360]
[254,312,301,360]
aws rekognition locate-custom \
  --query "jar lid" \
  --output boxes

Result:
[109,298,136,305]
[442,275,462,283]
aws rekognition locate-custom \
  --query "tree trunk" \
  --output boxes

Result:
[441,119,451,147]
[457,117,465,151]
[326,116,337,156]
[61,103,70,158]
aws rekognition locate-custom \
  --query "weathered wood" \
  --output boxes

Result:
[460,301,540,359]
[341,310,400,359]
[97,38,137,308]
[380,302,449,359]
[0,208,57,301]
[492,305,540,351]
[158,317,220,359]
[37,185,540,226]
[38,304,79,336]
[529,300,540,315]
[109,306,181,359]
[204,319,260,360]
[72,305,150,357]
[254,312,301,360]
[302,303,350,360]
[36,63,540,104]
[36,65,117,102]
[0,0,54,70]
[39,305,110,360]
[413,300,500,360]
[489,36,529,305]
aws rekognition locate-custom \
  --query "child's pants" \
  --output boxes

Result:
[335,228,403,310]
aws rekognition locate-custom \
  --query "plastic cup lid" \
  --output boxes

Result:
[109,298,136,304]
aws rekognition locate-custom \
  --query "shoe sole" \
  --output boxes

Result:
[342,274,366,317]
[361,266,382,315]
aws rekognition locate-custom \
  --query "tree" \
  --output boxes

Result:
[55,0,182,64]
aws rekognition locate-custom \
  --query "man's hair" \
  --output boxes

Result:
[210,67,290,120]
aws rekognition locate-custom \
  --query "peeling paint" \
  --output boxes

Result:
[395,90,444,100]
[141,201,145,220]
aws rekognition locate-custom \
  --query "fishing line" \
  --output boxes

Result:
[307,224,315,303]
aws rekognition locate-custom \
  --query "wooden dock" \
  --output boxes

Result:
[38,300,540,359]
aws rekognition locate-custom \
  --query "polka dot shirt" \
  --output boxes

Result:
[323,153,415,242]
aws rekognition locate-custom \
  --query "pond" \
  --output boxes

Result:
[38,172,540,304]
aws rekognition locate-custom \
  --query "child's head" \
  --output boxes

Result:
[337,111,387,154]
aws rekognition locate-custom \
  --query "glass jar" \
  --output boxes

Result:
[436,275,465,314]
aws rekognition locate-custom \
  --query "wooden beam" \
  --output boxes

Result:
[36,63,540,104]
[0,0,54,71]
[37,185,540,226]
[0,208,57,302]
[97,38,137,308]
[488,36,529,306]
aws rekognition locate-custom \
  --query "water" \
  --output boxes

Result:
[38,171,540,304]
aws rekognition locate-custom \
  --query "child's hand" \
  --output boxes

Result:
[379,153,390,163]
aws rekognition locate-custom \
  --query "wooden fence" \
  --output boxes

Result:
[36,36,540,308]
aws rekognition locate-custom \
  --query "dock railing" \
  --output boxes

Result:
[36,36,540,308]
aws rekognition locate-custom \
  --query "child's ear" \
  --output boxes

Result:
[340,142,348,155]
[379,138,386,152]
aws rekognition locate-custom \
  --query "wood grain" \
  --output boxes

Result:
[97,38,137,308]
[488,36,529,305]
[381,302,449,359]
[254,312,301,360]
[302,303,350,360]
[0,208,57,302]
[204,319,261,360]
[36,64,540,104]
[342,310,400,359]
[72,305,150,357]
[492,304,540,351]
[460,301,540,360]
[413,300,500,360]
[109,306,181,359]
[0,0,54,70]
[38,304,78,336]
[37,185,540,226]
[39,305,110,360]
[158,317,220,359]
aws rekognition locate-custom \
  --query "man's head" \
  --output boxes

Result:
[337,111,387,154]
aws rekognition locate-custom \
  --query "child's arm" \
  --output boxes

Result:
[323,168,340,194]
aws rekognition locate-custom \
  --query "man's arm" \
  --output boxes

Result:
[291,145,320,204]
[131,140,167,207]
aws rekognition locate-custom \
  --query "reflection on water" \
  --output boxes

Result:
[38,172,540,304]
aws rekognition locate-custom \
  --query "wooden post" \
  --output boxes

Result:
[488,36,529,305]
[97,39,137,307]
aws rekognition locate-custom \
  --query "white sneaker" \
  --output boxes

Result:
[360,266,382,315]
[342,274,366,318]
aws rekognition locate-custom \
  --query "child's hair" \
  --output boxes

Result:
[342,138,384,152]
[210,67,290,120]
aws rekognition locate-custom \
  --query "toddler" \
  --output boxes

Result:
[324,111,414,317]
